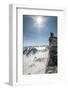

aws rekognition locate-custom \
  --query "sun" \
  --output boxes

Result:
[36,17,43,25]
[32,16,45,30]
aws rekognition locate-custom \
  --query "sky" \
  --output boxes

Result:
[23,15,57,47]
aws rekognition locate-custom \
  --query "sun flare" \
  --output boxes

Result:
[36,17,43,25]
[32,16,46,30]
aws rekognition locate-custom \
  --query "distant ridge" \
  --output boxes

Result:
[24,45,49,48]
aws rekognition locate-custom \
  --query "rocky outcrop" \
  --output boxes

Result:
[46,32,57,73]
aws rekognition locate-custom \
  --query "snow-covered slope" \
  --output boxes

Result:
[23,46,49,75]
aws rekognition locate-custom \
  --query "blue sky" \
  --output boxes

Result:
[23,15,57,47]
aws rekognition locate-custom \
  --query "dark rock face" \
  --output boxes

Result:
[46,32,57,73]
[46,66,57,73]
[48,46,57,66]
[23,47,37,56]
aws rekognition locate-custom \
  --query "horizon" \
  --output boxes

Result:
[23,44,49,48]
